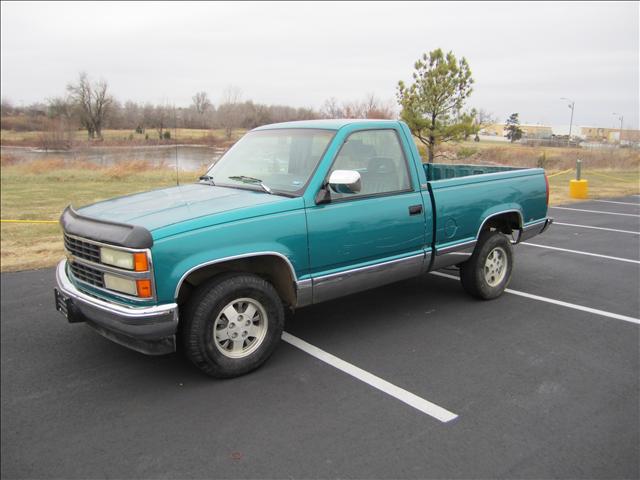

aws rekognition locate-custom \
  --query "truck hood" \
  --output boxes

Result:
[77,183,295,233]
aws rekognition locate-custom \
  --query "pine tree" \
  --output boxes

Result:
[505,113,523,143]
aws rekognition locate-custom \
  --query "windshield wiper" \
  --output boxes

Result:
[228,175,273,194]
[198,175,215,185]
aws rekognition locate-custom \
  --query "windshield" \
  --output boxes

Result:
[205,129,335,194]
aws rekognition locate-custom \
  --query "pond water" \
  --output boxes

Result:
[1,145,226,172]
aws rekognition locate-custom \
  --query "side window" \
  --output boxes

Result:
[329,129,411,199]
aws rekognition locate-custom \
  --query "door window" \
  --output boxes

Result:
[328,129,411,200]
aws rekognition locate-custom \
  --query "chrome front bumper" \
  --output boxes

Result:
[54,260,178,355]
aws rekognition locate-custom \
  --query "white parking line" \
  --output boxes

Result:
[550,206,640,218]
[554,222,640,235]
[521,242,640,264]
[281,332,458,423]
[430,272,640,325]
[592,200,640,206]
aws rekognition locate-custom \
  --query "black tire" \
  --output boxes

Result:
[181,273,284,378]
[459,230,513,300]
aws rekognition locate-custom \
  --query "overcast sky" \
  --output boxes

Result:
[1,1,638,128]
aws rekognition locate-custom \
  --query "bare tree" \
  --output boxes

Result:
[152,104,171,139]
[320,97,343,118]
[361,93,396,119]
[321,94,395,119]
[192,91,212,129]
[46,97,73,120]
[192,91,211,115]
[1,97,14,117]
[122,101,144,132]
[218,85,243,139]
[472,109,496,141]
[66,72,113,139]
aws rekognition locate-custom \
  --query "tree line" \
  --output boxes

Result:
[3,51,527,160]
[0,73,397,141]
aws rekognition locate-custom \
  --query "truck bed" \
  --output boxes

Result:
[420,162,548,266]
[424,163,524,181]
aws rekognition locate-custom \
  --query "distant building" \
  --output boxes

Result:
[580,126,611,142]
[521,124,553,139]
[481,123,639,145]
[481,123,553,139]
[580,126,640,144]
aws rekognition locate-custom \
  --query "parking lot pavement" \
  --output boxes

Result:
[1,196,639,479]
[508,247,639,318]
[528,222,639,260]
[548,205,640,233]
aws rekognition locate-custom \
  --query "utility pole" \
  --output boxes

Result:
[561,97,575,147]
[612,112,623,145]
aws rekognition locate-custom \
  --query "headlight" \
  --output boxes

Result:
[103,274,153,298]
[104,274,137,296]
[101,248,134,269]
[100,248,149,271]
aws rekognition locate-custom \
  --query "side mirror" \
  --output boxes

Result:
[328,170,361,194]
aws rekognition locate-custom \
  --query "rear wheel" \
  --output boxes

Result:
[459,231,513,300]
[181,273,284,378]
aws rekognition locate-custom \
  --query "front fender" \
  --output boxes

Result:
[151,209,309,303]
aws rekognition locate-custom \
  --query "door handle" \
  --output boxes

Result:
[408,204,423,215]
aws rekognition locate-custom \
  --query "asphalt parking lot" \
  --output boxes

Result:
[1,196,639,479]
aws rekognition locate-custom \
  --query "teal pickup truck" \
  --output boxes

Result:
[55,119,552,377]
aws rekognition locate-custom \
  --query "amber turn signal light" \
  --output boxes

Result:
[136,279,152,298]
[133,252,149,272]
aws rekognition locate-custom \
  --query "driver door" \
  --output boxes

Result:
[305,128,427,303]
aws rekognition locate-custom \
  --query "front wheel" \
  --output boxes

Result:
[181,273,285,378]
[459,231,513,300]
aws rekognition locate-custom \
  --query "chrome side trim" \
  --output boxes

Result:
[431,242,476,270]
[522,218,548,229]
[431,210,524,269]
[296,279,313,308]
[311,253,426,304]
[174,251,299,299]
[520,217,553,242]
[57,260,177,320]
[476,209,524,239]
[433,209,523,255]
[436,239,477,255]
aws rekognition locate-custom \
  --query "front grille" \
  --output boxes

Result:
[64,234,101,263]
[70,261,104,288]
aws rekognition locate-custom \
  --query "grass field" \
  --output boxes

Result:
[1,154,638,272]
[0,160,187,272]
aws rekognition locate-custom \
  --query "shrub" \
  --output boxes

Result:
[457,147,477,159]
[537,151,548,168]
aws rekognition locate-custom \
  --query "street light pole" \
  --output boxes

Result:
[561,97,575,147]
[612,112,623,145]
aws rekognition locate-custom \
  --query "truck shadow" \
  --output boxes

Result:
[72,271,469,384]
[285,271,469,338]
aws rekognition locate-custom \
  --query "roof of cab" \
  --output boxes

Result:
[252,119,401,131]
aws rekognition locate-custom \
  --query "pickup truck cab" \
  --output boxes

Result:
[55,119,552,377]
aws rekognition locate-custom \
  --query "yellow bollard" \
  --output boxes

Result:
[569,179,588,198]
[569,158,588,199]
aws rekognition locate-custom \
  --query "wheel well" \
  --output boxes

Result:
[176,255,297,308]
[481,212,522,235]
